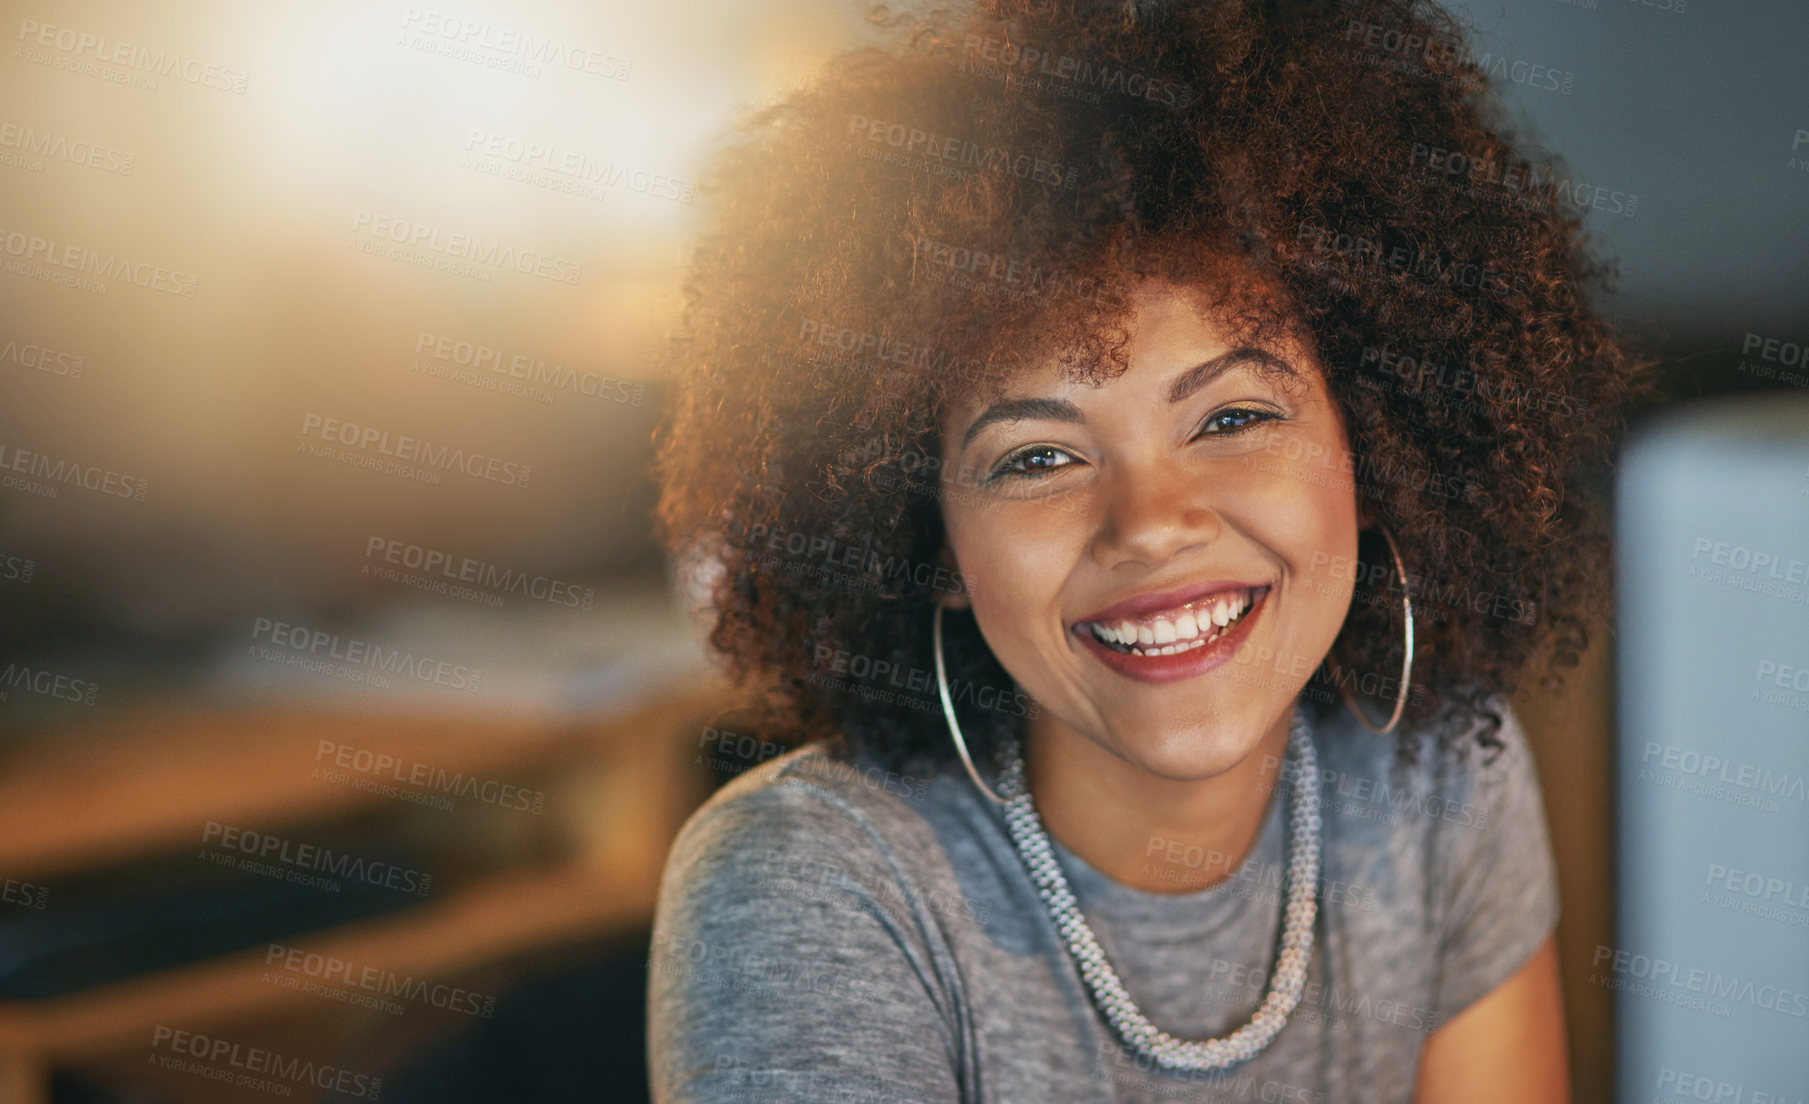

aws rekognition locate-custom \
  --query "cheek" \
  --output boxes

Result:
[948,500,1083,646]
[1256,449,1359,603]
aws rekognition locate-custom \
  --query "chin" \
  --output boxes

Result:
[1108,712,1270,782]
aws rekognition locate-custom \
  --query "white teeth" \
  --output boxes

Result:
[1084,586,1262,656]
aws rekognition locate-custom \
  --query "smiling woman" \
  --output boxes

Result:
[647,0,1652,1101]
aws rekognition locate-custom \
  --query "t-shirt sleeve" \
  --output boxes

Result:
[1427,701,1562,1027]
[646,773,965,1104]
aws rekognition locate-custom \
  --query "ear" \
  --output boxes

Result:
[937,541,972,611]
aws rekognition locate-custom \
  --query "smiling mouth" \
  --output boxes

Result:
[1075,586,1268,657]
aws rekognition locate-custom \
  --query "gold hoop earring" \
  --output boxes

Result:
[1339,524,1415,735]
[931,602,1009,805]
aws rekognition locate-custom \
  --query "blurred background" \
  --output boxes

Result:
[0,0,1804,1101]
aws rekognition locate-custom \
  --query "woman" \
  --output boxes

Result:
[648,0,1651,1099]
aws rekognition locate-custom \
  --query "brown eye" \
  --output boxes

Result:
[1199,408,1279,435]
[993,444,1075,481]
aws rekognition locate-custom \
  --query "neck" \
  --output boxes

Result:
[1019,703,1295,894]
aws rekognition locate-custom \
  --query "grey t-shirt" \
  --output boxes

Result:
[647,698,1560,1103]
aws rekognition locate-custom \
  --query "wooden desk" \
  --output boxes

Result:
[0,682,731,1103]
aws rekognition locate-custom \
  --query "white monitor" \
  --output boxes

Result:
[1614,392,1809,1101]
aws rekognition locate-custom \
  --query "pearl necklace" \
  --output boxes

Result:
[992,709,1322,1072]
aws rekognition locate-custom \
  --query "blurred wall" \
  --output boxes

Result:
[0,1,1806,1102]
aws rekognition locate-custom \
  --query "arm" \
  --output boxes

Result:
[1413,702,1569,1103]
[646,775,966,1104]
[1414,933,1570,1104]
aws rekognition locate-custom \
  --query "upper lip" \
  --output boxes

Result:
[1072,578,1271,628]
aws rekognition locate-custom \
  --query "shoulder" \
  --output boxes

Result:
[652,741,975,978]
[1312,692,1541,833]
[648,745,971,1101]
[663,742,945,886]
[1379,695,1561,1024]
[1418,694,1546,835]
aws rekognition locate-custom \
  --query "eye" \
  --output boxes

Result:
[1197,407,1281,436]
[990,443,1077,481]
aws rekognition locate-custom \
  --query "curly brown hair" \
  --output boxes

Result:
[652,0,1656,773]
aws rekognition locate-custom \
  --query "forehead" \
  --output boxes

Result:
[939,280,1319,424]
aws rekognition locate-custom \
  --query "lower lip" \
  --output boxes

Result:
[1072,588,1270,685]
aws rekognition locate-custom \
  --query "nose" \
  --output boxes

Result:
[1089,460,1223,570]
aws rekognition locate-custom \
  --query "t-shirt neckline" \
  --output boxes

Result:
[1039,760,1291,945]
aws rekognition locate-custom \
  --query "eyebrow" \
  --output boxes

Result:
[958,346,1300,451]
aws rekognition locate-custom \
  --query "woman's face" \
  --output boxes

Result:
[937,280,1360,780]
